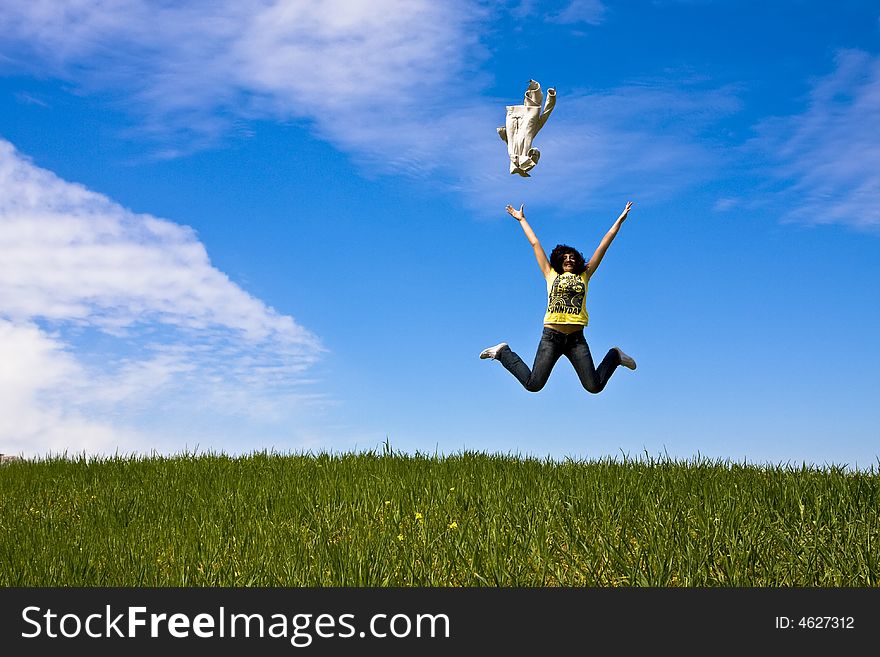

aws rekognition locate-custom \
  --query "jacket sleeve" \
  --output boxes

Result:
[537,87,556,131]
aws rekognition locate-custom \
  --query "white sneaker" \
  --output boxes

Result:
[614,347,637,370]
[479,342,508,360]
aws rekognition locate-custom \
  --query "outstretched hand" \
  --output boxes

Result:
[619,201,633,221]
[506,204,526,222]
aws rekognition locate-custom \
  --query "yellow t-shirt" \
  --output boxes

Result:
[543,270,589,326]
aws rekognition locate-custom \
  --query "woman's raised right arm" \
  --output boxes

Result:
[506,204,552,277]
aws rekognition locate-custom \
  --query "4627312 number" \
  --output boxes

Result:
[776,616,854,629]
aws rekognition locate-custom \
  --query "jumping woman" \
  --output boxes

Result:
[480,201,637,393]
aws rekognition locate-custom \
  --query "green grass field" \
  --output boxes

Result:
[1,450,877,586]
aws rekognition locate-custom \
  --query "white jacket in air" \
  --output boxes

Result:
[497,80,556,177]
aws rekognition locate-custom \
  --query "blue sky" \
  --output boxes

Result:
[1,1,878,468]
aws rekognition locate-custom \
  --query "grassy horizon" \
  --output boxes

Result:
[1,450,878,586]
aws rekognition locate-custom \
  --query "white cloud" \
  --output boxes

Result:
[751,49,880,230]
[0,0,485,148]
[0,1,737,209]
[0,139,325,457]
[0,140,318,345]
[443,80,741,214]
[0,319,145,456]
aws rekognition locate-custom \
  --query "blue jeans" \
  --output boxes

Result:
[496,327,621,393]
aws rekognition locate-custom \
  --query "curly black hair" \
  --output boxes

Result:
[549,244,587,275]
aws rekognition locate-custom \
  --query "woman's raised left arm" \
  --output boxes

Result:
[586,201,633,277]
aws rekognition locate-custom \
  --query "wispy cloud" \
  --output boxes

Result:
[750,49,880,230]
[509,0,607,25]
[0,139,325,457]
[547,0,607,25]
[0,0,732,210]
[442,79,742,215]
[0,0,486,149]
